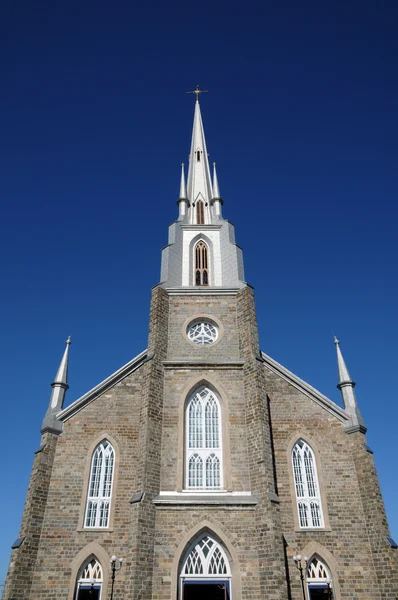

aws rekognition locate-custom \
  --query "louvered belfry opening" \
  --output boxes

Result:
[195,241,209,286]
[196,200,204,224]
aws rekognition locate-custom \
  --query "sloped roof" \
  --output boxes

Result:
[57,349,150,422]
[261,351,348,422]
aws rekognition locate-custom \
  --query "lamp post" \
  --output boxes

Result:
[89,577,95,596]
[293,554,308,600]
[110,555,123,600]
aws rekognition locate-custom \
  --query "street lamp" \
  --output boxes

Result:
[292,554,308,600]
[89,577,95,596]
[110,555,123,600]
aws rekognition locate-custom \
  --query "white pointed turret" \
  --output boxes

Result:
[186,97,213,221]
[177,163,188,220]
[212,162,221,199]
[334,336,366,434]
[41,337,71,434]
[211,162,223,219]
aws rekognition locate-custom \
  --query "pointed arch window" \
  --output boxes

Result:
[196,200,204,224]
[182,534,230,577]
[85,440,114,528]
[292,440,323,528]
[186,387,222,489]
[75,557,103,599]
[196,150,201,162]
[195,241,209,286]
[306,556,333,599]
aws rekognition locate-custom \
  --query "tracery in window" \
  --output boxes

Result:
[196,200,204,224]
[195,240,209,286]
[292,440,323,528]
[186,387,222,489]
[182,534,230,576]
[75,557,103,600]
[85,440,114,528]
[307,557,333,599]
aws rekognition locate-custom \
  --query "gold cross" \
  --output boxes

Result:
[187,85,208,102]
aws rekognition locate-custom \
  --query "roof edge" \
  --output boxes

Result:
[58,349,150,422]
[260,351,348,422]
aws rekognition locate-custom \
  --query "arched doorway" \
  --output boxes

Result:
[180,533,231,600]
[74,557,103,599]
[306,556,333,600]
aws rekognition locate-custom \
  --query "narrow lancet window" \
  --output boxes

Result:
[85,440,114,528]
[292,440,324,528]
[194,241,209,286]
[196,200,204,224]
[197,150,201,161]
[186,387,222,489]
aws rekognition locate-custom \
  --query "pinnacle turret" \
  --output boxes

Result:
[41,337,71,434]
[334,336,366,434]
[212,163,220,199]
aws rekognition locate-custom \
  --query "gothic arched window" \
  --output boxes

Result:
[182,534,230,577]
[196,150,201,161]
[186,387,222,489]
[292,439,323,528]
[196,200,204,224]
[85,440,115,528]
[75,557,103,599]
[306,556,333,599]
[195,240,209,286]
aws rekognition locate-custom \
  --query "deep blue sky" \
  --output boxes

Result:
[1,0,397,585]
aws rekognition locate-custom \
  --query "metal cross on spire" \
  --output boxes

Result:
[187,85,208,102]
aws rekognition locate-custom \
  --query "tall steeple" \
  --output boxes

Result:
[160,92,245,288]
[41,337,71,434]
[186,94,213,217]
[334,336,366,433]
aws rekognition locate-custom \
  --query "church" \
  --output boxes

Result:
[4,90,398,600]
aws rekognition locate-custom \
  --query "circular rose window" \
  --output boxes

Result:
[187,321,218,345]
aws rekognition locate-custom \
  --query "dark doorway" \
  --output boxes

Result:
[76,587,100,600]
[184,583,227,600]
[308,586,333,600]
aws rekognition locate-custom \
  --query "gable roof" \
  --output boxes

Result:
[57,349,150,422]
[260,351,348,422]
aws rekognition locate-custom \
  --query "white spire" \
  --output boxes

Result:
[212,162,221,199]
[42,337,71,434]
[179,163,187,199]
[186,98,213,205]
[333,336,366,434]
[53,336,71,386]
[334,336,352,384]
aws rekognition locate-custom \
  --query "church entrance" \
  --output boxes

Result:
[180,534,232,600]
[183,582,228,600]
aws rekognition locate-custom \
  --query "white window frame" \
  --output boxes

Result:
[185,387,223,490]
[84,440,115,528]
[292,439,324,528]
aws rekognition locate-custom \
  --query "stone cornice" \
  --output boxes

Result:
[153,492,258,507]
[261,351,348,422]
[58,349,151,422]
[163,287,243,296]
[162,360,245,370]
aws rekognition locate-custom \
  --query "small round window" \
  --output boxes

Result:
[187,321,218,345]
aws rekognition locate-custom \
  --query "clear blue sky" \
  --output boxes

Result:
[1,0,397,585]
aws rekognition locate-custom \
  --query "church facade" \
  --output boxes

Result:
[4,94,398,600]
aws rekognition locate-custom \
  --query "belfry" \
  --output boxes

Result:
[4,93,398,600]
